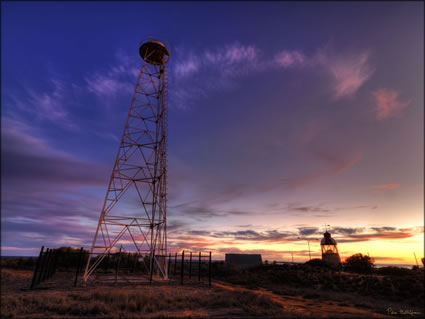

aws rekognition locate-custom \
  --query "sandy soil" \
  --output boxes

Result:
[213,281,391,318]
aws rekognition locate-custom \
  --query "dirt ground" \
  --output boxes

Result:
[0,268,418,318]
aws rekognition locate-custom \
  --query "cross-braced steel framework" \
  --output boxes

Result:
[83,39,170,283]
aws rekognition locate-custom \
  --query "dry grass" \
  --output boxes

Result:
[1,284,288,318]
[2,265,422,318]
[216,263,424,310]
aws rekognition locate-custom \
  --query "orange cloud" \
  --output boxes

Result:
[373,88,409,120]
[371,183,400,190]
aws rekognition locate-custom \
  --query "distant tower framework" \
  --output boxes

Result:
[83,39,170,283]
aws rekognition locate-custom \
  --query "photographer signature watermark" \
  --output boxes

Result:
[387,306,421,316]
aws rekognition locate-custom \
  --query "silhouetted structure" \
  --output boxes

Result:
[225,254,262,268]
[321,231,341,267]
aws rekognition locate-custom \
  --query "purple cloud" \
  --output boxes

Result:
[2,117,108,188]
[274,50,305,68]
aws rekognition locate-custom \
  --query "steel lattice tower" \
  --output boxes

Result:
[83,39,170,283]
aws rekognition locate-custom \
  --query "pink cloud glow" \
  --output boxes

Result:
[274,50,305,68]
[329,52,374,99]
[373,88,409,120]
[371,183,400,190]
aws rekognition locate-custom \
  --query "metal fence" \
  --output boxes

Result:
[30,246,88,290]
[30,246,212,289]
[166,251,212,286]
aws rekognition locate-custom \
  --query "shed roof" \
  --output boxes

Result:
[225,254,262,268]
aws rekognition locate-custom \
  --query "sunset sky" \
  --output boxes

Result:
[1,2,424,265]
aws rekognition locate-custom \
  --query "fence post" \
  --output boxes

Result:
[47,250,56,279]
[167,253,171,276]
[79,251,87,274]
[198,251,201,283]
[180,251,185,285]
[174,253,177,276]
[30,246,44,290]
[43,248,52,281]
[126,252,130,272]
[133,253,137,272]
[52,249,59,275]
[78,251,85,278]
[50,250,58,278]
[189,252,192,279]
[149,251,154,284]
[115,247,122,284]
[45,249,51,280]
[40,248,51,281]
[47,249,54,279]
[40,248,51,282]
[74,247,84,287]
[35,248,49,285]
[209,251,212,286]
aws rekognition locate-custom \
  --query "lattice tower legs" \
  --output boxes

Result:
[83,57,168,283]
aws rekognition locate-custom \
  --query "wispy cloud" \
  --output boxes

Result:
[181,229,295,242]
[169,200,254,221]
[288,205,330,214]
[186,225,422,245]
[173,43,260,79]
[372,88,409,120]
[371,183,400,190]
[298,227,320,236]
[150,41,376,109]
[167,147,364,215]
[26,79,69,120]
[272,46,374,99]
[278,151,363,191]
[171,43,277,109]
[1,116,106,251]
[171,43,261,109]
[332,226,423,243]
[283,203,376,217]
[85,50,138,98]
[202,43,259,71]
[370,226,396,232]
[327,51,374,99]
[1,117,108,188]
[170,225,423,250]
[86,74,132,97]
[332,227,365,235]
[6,78,78,130]
[274,50,306,68]
[174,53,200,78]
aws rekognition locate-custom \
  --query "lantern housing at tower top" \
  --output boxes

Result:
[139,39,170,65]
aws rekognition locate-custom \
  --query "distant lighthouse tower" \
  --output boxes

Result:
[321,229,341,267]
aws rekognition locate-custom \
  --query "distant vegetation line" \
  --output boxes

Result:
[0,256,418,269]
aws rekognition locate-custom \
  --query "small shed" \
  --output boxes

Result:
[225,254,262,268]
